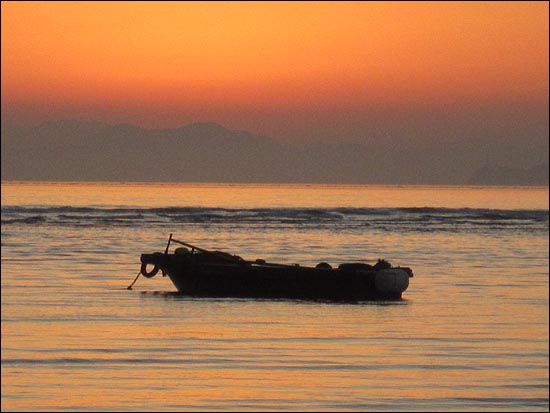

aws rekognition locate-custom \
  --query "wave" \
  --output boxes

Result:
[1,206,548,232]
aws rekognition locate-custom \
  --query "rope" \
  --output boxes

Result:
[126,270,141,290]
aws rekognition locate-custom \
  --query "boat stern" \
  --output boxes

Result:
[375,268,411,297]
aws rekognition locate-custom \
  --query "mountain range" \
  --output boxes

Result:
[1,120,548,185]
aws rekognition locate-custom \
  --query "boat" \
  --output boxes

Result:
[135,234,414,301]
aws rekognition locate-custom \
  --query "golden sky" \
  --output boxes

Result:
[1,1,548,141]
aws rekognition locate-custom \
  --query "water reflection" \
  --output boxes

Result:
[138,290,411,306]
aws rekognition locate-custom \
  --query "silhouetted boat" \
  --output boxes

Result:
[136,235,414,301]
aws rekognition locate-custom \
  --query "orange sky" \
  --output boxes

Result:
[1,1,548,141]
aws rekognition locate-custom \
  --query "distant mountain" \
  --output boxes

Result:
[468,163,549,186]
[1,120,548,185]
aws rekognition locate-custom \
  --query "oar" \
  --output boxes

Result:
[171,237,243,263]
[170,237,299,267]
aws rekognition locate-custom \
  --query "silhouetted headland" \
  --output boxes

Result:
[2,120,548,185]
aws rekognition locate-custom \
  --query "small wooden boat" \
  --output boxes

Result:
[136,234,413,301]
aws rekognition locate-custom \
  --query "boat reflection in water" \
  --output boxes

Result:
[137,235,413,301]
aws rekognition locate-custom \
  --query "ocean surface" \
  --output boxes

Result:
[1,181,548,412]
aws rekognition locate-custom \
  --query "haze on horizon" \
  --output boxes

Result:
[1,1,548,184]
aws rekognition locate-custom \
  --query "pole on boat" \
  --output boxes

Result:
[126,269,141,290]
[165,233,173,254]
[161,233,173,277]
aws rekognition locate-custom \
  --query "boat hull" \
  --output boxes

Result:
[140,253,411,301]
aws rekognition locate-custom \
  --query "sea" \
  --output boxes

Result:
[1,181,548,412]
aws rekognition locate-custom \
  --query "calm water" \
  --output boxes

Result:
[1,181,548,412]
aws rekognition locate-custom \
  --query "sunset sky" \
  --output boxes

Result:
[2,1,548,144]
